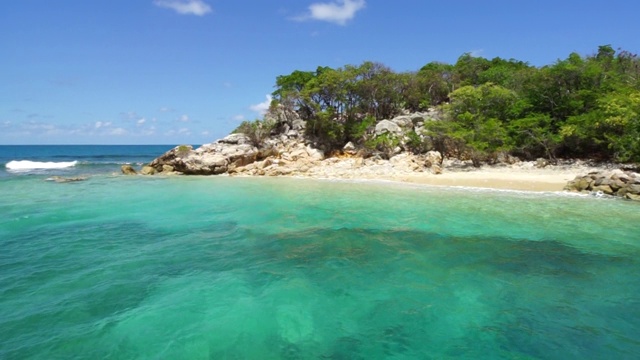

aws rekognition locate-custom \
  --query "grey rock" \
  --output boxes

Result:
[375,120,402,136]
[391,115,413,128]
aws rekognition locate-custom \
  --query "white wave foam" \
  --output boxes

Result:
[5,160,78,170]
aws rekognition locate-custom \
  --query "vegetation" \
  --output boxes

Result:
[176,145,191,156]
[268,45,640,164]
[232,119,276,147]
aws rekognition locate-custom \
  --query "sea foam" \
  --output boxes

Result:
[5,160,78,170]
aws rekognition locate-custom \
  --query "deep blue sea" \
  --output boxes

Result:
[1,145,640,359]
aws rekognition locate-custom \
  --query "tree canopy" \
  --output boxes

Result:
[268,45,640,163]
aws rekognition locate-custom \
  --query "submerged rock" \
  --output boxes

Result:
[46,176,88,183]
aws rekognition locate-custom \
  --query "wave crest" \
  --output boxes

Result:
[5,160,78,170]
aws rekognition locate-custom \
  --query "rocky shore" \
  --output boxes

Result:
[129,109,640,201]
[564,170,640,200]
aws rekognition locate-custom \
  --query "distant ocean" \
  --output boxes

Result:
[1,145,640,359]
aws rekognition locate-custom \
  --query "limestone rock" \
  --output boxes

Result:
[375,120,402,136]
[140,165,157,175]
[343,141,356,155]
[564,169,640,200]
[425,151,442,167]
[391,115,413,128]
[121,164,137,175]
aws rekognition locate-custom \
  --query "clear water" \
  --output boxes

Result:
[1,146,640,359]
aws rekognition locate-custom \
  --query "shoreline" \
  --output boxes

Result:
[228,164,595,193]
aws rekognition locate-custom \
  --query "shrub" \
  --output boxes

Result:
[233,119,275,147]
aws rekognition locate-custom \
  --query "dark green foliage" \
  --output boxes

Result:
[269,45,640,163]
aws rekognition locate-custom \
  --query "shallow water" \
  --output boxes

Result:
[1,174,640,359]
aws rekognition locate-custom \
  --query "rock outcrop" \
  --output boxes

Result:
[142,109,450,177]
[121,164,137,175]
[147,136,259,175]
[564,169,640,200]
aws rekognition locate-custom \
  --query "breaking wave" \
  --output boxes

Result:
[5,160,78,171]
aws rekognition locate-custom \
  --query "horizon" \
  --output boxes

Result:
[2,0,639,145]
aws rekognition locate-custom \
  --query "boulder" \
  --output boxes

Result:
[121,165,137,175]
[391,115,413,128]
[343,141,356,155]
[564,170,640,200]
[425,151,442,167]
[140,165,157,175]
[535,158,549,168]
[375,120,403,136]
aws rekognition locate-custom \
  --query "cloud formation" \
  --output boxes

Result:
[153,0,212,16]
[297,0,366,25]
[250,95,272,116]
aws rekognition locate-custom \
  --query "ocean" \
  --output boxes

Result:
[1,145,639,359]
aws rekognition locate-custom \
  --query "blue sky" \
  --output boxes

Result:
[1,0,639,145]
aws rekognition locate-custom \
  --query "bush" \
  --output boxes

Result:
[365,133,400,159]
[233,119,275,147]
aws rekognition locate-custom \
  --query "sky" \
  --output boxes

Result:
[1,0,639,145]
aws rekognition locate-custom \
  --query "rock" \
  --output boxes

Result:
[592,184,614,195]
[391,115,413,128]
[46,176,88,183]
[343,141,356,155]
[140,165,157,175]
[626,193,640,201]
[291,119,306,131]
[218,133,251,145]
[306,146,325,161]
[431,164,443,175]
[162,165,174,173]
[147,141,259,175]
[121,164,137,175]
[565,170,640,200]
[375,120,403,136]
[535,158,549,168]
[425,151,442,167]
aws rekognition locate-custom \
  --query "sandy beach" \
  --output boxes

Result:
[395,168,578,192]
[286,157,609,193]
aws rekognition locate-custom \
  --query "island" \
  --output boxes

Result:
[133,45,640,200]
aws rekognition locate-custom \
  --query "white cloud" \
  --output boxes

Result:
[95,121,112,129]
[469,49,485,57]
[109,128,128,136]
[154,0,212,16]
[233,114,246,122]
[249,95,272,115]
[159,107,175,113]
[296,0,366,25]
[179,114,190,122]
[137,118,147,126]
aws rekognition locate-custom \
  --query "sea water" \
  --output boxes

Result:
[1,146,640,359]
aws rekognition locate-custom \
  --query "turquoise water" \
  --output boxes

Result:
[2,147,640,359]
